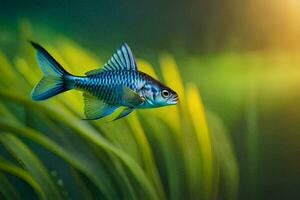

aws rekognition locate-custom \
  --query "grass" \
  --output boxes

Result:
[0,22,238,200]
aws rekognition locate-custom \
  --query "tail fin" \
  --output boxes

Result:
[30,41,71,101]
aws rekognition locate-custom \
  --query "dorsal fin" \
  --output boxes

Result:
[85,43,137,75]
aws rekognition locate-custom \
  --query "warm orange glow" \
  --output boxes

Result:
[286,0,300,11]
[274,0,300,49]
[247,0,300,50]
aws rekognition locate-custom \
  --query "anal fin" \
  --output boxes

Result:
[83,93,118,120]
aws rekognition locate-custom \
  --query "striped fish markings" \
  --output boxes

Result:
[30,42,179,120]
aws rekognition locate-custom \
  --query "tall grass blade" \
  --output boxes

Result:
[186,84,214,199]
[0,89,159,199]
[0,156,46,199]
[0,133,64,199]
[0,172,21,200]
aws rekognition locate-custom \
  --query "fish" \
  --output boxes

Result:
[30,41,179,120]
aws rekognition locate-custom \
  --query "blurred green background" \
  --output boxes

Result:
[0,0,299,200]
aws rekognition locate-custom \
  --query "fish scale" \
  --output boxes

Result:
[69,70,145,105]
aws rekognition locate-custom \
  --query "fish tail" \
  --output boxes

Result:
[30,41,72,101]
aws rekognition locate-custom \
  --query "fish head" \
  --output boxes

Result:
[140,78,179,108]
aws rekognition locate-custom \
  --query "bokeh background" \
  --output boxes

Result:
[0,0,299,200]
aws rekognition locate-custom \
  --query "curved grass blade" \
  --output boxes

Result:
[0,117,120,200]
[126,114,166,200]
[0,172,21,200]
[141,115,183,200]
[69,168,93,200]
[207,112,239,200]
[186,84,215,199]
[0,52,18,84]
[55,37,101,75]
[0,157,46,199]
[159,53,185,105]
[43,114,137,200]
[0,90,158,200]
[0,133,64,200]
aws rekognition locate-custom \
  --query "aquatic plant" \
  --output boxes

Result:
[0,23,238,200]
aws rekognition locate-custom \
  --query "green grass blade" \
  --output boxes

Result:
[208,112,239,200]
[186,84,215,199]
[0,133,64,199]
[126,114,166,200]
[0,157,46,199]
[69,168,94,200]
[141,115,183,200]
[0,90,158,199]
[0,172,21,200]
[0,117,120,200]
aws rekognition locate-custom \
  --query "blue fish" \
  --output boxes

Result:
[30,42,178,120]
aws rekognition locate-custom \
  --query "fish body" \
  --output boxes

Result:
[30,42,178,120]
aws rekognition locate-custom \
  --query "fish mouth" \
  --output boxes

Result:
[169,94,179,105]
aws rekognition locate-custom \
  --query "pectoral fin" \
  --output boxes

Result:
[120,86,144,107]
[113,107,135,121]
[83,93,118,120]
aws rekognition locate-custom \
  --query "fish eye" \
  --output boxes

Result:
[161,90,170,98]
